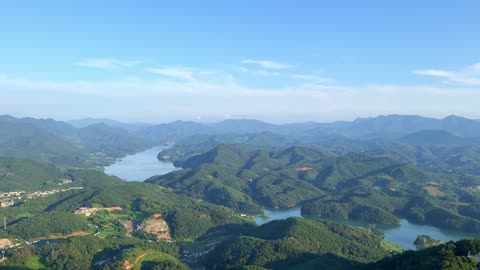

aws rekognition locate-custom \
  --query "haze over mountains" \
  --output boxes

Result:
[0,115,148,167]
[3,113,480,168]
[72,114,480,140]
[65,114,480,136]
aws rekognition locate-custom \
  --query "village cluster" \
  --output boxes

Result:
[0,191,23,207]
[0,186,84,208]
[74,206,123,216]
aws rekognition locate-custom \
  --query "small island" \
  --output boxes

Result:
[414,235,443,249]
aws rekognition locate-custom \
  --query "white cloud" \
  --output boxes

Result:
[415,62,480,85]
[2,70,480,123]
[241,59,291,69]
[73,58,142,69]
[147,67,234,84]
[3,59,480,122]
[148,67,195,81]
[415,70,453,77]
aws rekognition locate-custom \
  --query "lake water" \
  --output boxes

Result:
[104,146,179,181]
[254,207,480,250]
[254,207,302,225]
[380,219,480,250]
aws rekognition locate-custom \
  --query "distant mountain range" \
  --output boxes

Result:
[133,115,480,143]
[3,113,480,167]
[0,115,149,167]
[69,114,480,142]
[68,117,151,131]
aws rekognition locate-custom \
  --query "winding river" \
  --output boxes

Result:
[104,147,480,250]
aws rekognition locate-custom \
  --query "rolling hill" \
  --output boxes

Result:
[148,144,480,232]
[0,156,123,192]
[357,239,480,270]
[0,117,89,167]
[205,218,391,270]
[0,115,149,167]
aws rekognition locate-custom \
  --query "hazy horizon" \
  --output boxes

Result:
[2,112,478,126]
[2,1,480,123]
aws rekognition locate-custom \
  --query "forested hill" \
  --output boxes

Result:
[357,239,480,270]
[0,156,122,192]
[0,118,89,167]
[148,144,480,233]
[205,217,391,270]
[137,115,480,144]
[148,144,428,210]
[0,115,149,167]
[0,158,248,269]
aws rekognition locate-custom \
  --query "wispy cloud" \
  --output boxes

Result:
[415,62,480,85]
[2,72,478,118]
[3,61,480,122]
[147,67,235,85]
[148,67,195,81]
[73,58,142,69]
[241,59,292,69]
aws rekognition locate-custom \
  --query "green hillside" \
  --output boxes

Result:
[0,157,63,191]
[0,115,149,168]
[159,130,480,176]
[357,239,480,270]
[4,181,245,240]
[75,123,148,158]
[0,156,122,192]
[149,144,416,210]
[205,217,391,270]
[0,119,89,167]
[148,144,480,232]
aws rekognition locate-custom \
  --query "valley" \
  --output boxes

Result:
[2,115,480,269]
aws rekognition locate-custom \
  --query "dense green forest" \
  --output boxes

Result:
[158,129,480,176]
[148,144,480,232]
[205,218,391,270]
[7,211,91,240]
[0,115,149,168]
[357,239,480,270]
[2,182,245,241]
[0,156,123,192]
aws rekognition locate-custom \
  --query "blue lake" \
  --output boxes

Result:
[254,207,480,250]
[104,146,179,182]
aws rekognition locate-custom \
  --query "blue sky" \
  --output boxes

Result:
[1,1,479,123]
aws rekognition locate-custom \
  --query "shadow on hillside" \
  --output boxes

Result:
[197,222,256,241]
[268,252,359,270]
